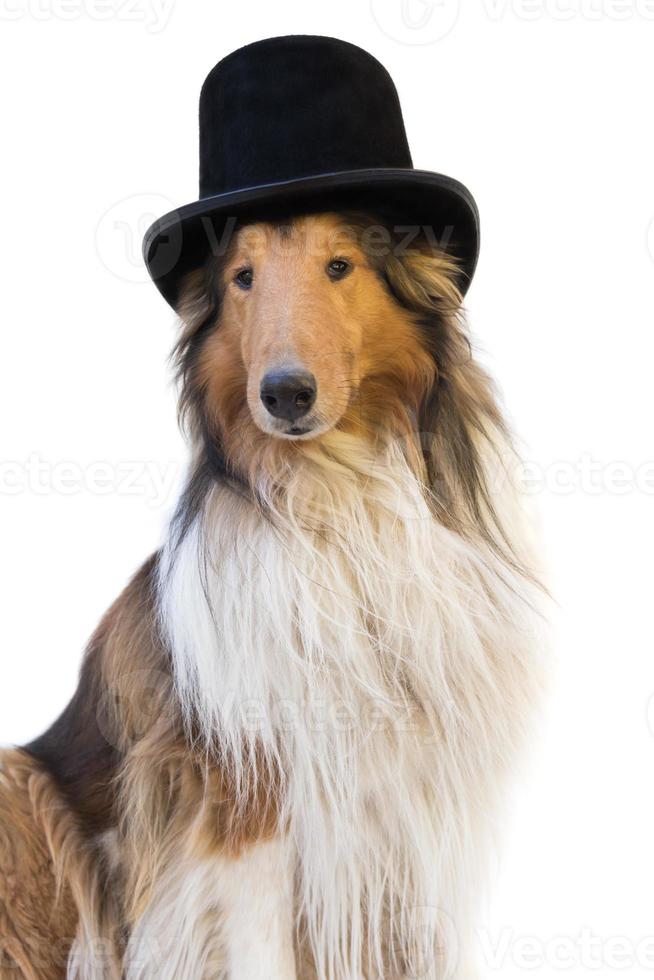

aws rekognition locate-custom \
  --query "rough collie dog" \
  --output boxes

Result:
[0,212,543,979]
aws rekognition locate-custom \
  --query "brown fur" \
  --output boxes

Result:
[174,212,512,558]
[181,214,442,487]
[3,211,522,975]
[0,750,78,978]
[3,554,284,972]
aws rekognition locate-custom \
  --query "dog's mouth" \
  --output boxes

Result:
[259,414,334,441]
[278,420,323,440]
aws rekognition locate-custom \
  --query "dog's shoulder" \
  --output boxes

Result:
[23,553,166,834]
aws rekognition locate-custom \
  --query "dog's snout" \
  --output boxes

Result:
[260,369,317,422]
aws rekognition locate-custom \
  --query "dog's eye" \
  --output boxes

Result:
[327,259,352,280]
[234,268,254,290]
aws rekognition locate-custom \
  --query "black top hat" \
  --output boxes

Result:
[143,35,479,309]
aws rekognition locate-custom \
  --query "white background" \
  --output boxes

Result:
[1,1,653,976]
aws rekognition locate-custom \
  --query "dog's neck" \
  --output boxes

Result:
[156,425,541,977]
[160,425,531,739]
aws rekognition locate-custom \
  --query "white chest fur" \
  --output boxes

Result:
[156,434,543,979]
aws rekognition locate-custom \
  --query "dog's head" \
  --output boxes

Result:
[177,212,474,459]
[174,210,510,550]
[200,213,450,443]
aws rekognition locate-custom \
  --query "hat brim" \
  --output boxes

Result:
[142,169,479,310]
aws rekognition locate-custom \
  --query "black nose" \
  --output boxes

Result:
[260,369,317,422]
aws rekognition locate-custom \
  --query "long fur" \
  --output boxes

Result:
[3,212,545,980]
[157,434,542,979]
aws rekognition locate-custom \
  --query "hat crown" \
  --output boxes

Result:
[144,35,479,308]
[199,35,413,199]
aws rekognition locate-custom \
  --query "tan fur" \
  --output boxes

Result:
[95,560,282,927]
[0,750,77,978]
[188,214,441,485]
[0,561,282,976]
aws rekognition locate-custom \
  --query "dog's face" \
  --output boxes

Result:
[223,215,374,440]
[176,211,475,483]
[193,214,436,451]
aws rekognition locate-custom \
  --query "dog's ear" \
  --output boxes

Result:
[171,260,224,439]
[176,263,221,341]
[377,230,518,561]
[382,236,463,319]
[173,259,226,377]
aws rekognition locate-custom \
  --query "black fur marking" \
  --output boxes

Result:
[24,643,121,834]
